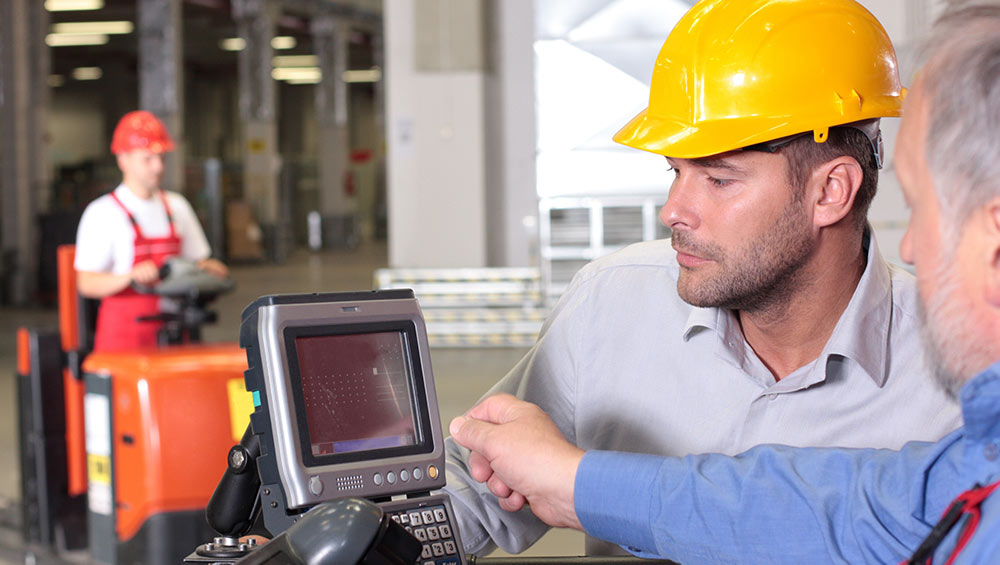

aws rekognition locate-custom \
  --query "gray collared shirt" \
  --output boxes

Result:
[444,231,962,556]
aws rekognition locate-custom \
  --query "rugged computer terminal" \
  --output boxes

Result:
[211,290,465,564]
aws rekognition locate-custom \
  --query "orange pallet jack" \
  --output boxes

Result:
[17,245,253,565]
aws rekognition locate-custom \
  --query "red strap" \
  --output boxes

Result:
[109,189,176,240]
[109,190,143,239]
[158,191,177,239]
[943,480,1000,565]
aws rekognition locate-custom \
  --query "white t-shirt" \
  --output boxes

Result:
[74,184,211,275]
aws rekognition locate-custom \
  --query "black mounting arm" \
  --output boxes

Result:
[206,423,262,538]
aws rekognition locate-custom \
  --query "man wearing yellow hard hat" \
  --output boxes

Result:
[443,0,961,557]
[450,3,1000,563]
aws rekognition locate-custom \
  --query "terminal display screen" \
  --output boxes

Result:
[284,321,431,467]
[295,331,417,456]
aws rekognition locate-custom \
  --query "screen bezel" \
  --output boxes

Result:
[283,320,433,468]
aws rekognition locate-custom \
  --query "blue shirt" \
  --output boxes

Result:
[575,362,1000,564]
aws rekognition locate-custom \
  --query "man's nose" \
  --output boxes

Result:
[659,173,699,231]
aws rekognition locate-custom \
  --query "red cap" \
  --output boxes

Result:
[110,110,175,155]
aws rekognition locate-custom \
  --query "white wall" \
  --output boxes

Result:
[858,0,947,267]
[382,0,949,270]
[384,0,487,268]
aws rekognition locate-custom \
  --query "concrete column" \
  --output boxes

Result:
[384,0,488,268]
[371,27,388,241]
[484,0,537,267]
[138,0,184,192]
[312,14,355,249]
[233,0,286,261]
[0,0,48,304]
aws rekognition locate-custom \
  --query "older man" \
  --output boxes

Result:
[445,0,960,556]
[450,3,1000,563]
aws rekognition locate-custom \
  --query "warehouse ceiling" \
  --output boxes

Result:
[47,0,380,85]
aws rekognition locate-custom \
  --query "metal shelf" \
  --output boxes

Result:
[539,194,668,303]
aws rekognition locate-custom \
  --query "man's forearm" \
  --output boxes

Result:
[575,441,951,563]
[76,270,132,298]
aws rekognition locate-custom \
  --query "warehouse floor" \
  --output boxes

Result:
[0,241,583,563]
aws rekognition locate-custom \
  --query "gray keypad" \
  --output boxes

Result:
[385,503,460,564]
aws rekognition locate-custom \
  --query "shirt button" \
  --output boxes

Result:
[767,394,778,401]
[986,442,999,461]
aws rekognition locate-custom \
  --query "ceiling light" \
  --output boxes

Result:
[51,21,134,35]
[272,67,321,81]
[45,33,109,46]
[273,55,318,67]
[72,67,103,80]
[219,37,245,51]
[221,37,298,52]
[286,77,321,85]
[343,68,381,83]
[271,36,296,50]
[45,0,104,11]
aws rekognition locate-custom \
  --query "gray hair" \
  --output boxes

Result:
[916,2,1000,227]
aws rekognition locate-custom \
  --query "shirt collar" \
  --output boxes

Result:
[959,361,1000,443]
[115,183,159,206]
[683,227,891,387]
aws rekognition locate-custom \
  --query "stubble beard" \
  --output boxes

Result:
[917,242,994,400]
[674,197,815,314]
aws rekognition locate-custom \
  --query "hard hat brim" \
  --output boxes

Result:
[613,101,903,159]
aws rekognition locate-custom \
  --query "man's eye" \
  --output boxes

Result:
[708,176,733,188]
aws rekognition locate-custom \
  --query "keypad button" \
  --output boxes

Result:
[409,512,422,526]
[400,469,410,482]
[387,471,396,484]
[439,524,452,538]
[426,526,440,540]
[413,467,423,480]
[399,513,409,525]
[431,542,445,557]
[421,510,435,524]
[433,508,447,522]
[444,540,457,554]
[413,528,428,542]
[373,473,383,486]
[421,545,432,559]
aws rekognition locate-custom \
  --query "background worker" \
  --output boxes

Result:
[443,0,961,556]
[449,4,1000,563]
[74,110,228,352]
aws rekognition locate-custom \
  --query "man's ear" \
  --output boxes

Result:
[984,199,1000,307]
[812,157,863,229]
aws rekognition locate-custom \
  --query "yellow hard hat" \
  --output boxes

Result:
[614,0,905,158]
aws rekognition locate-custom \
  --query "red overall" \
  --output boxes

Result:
[93,191,181,352]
